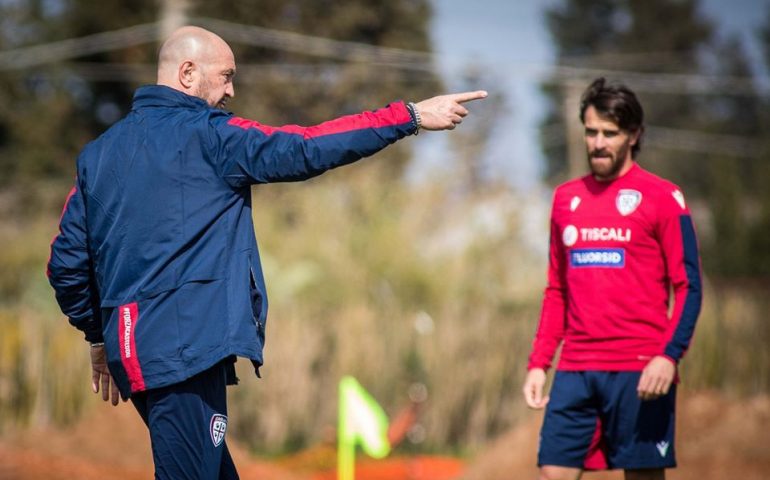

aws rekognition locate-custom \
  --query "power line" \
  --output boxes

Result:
[61,61,437,83]
[540,123,766,158]
[0,18,436,72]
[2,18,766,98]
[0,23,159,71]
[196,17,435,70]
[0,19,765,160]
[545,65,766,96]
[645,126,766,158]
[0,17,767,156]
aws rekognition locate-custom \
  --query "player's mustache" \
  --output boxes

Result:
[590,150,612,158]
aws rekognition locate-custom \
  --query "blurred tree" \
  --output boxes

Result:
[0,0,158,201]
[698,36,765,277]
[539,0,769,278]
[540,0,711,182]
[195,0,439,118]
[749,5,770,277]
[194,0,441,178]
[0,0,440,192]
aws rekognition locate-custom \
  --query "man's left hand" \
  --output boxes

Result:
[637,355,676,401]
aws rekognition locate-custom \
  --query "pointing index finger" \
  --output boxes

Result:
[452,90,488,104]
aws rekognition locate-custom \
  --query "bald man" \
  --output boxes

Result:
[157,26,236,109]
[48,26,486,479]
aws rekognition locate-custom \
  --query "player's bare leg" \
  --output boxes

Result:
[537,465,583,480]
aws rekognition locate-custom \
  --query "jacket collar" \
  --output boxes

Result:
[132,85,209,110]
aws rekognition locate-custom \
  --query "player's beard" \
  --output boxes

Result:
[588,138,632,181]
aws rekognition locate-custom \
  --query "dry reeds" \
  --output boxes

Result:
[1,174,767,455]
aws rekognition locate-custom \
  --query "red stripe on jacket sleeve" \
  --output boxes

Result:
[58,185,78,221]
[46,184,79,278]
[226,102,412,138]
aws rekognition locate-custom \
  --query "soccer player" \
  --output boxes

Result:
[522,77,702,480]
[47,25,486,479]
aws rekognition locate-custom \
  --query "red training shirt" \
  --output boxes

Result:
[528,163,702,372]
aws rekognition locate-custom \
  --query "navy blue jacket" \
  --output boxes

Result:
[48,85,416,396]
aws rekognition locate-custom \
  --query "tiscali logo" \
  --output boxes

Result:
[562,225,578,247]
[580,227,631,242]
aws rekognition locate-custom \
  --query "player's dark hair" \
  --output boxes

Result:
[579,77,645,158]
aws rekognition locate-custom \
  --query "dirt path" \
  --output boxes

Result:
[0,390,767,479]
[462,390,770,480]
[0,402,461,480]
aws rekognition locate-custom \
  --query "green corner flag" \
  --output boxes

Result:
[338,375,391,480]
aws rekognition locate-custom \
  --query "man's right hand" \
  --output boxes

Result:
[414,90,488,131]
[522,368,549,409]
[90,344,122,406]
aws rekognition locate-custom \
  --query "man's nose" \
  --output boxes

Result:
[227,83,235,98]
[594,133,607,149]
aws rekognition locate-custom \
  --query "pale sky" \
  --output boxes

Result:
[414,0,769,192]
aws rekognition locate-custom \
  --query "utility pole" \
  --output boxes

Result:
[159,0,190,40]
[562,80,585,178]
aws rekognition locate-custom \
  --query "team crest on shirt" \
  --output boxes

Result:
[616,189,642,216]
[672,190,686,210]
[210,414,228,447]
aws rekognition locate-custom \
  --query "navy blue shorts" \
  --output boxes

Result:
[538,371,676,470]
[131,360,239,479]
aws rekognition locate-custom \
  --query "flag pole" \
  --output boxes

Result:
[338,376,355,480]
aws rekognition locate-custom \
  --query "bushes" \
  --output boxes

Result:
[1,173,768,454]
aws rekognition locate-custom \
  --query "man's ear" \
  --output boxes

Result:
[179,61,197,89]
[629,128,641,146]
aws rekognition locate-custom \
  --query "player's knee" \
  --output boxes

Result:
[538,465,582,480]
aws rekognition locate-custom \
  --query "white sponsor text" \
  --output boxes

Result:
[580,227,631,242]
[122,307,132,358]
